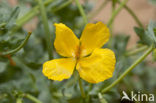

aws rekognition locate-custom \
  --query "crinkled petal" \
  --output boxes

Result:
[76,48,116,83]
[54,23,79,57]
[43,58,76,81]
[80,22,110,57]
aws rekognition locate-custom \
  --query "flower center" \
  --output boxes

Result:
[75,45,81,61]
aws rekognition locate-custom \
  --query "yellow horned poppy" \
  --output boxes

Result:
[43,22,116,83]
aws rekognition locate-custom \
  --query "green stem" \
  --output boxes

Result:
[74,0,88,96]
[0,32,32,56]
[10,0,72,35]
[88,0,143,28]
[64,71,79,87]
[108,0,117,48]
[37,0,53,60]
[52,0,73,12]
[24,94,42,103]
[88,0,110,19]
[112,0,117,11]
[101,45,154,93]
[121,2,143,27]
[125,45,148,56]
[110,0,116,31]
[98,93,108,103]
[16,98,22,103]
[9,0,54,35]
[75,0,88,25]
[16,0,54,25]
[107,0,129,27]
[78,77,86,98]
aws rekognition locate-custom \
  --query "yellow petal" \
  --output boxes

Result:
[80,22,110,57]
[54,23,79,57]
[43,58,76,81]
[76,48,116,83]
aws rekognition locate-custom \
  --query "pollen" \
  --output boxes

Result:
[75,45,81,61]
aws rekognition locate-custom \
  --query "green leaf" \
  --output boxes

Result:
[134,27,153,45]
[68,96,82,103]
[145,21,156,44]
[6,7,20,29]
[149,0,156,5]
[134,21,156,46]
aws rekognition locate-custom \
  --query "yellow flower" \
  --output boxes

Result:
[42,22,116,83]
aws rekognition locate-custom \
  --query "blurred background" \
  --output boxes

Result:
[6,0,156,48]
[0,0,156,103]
